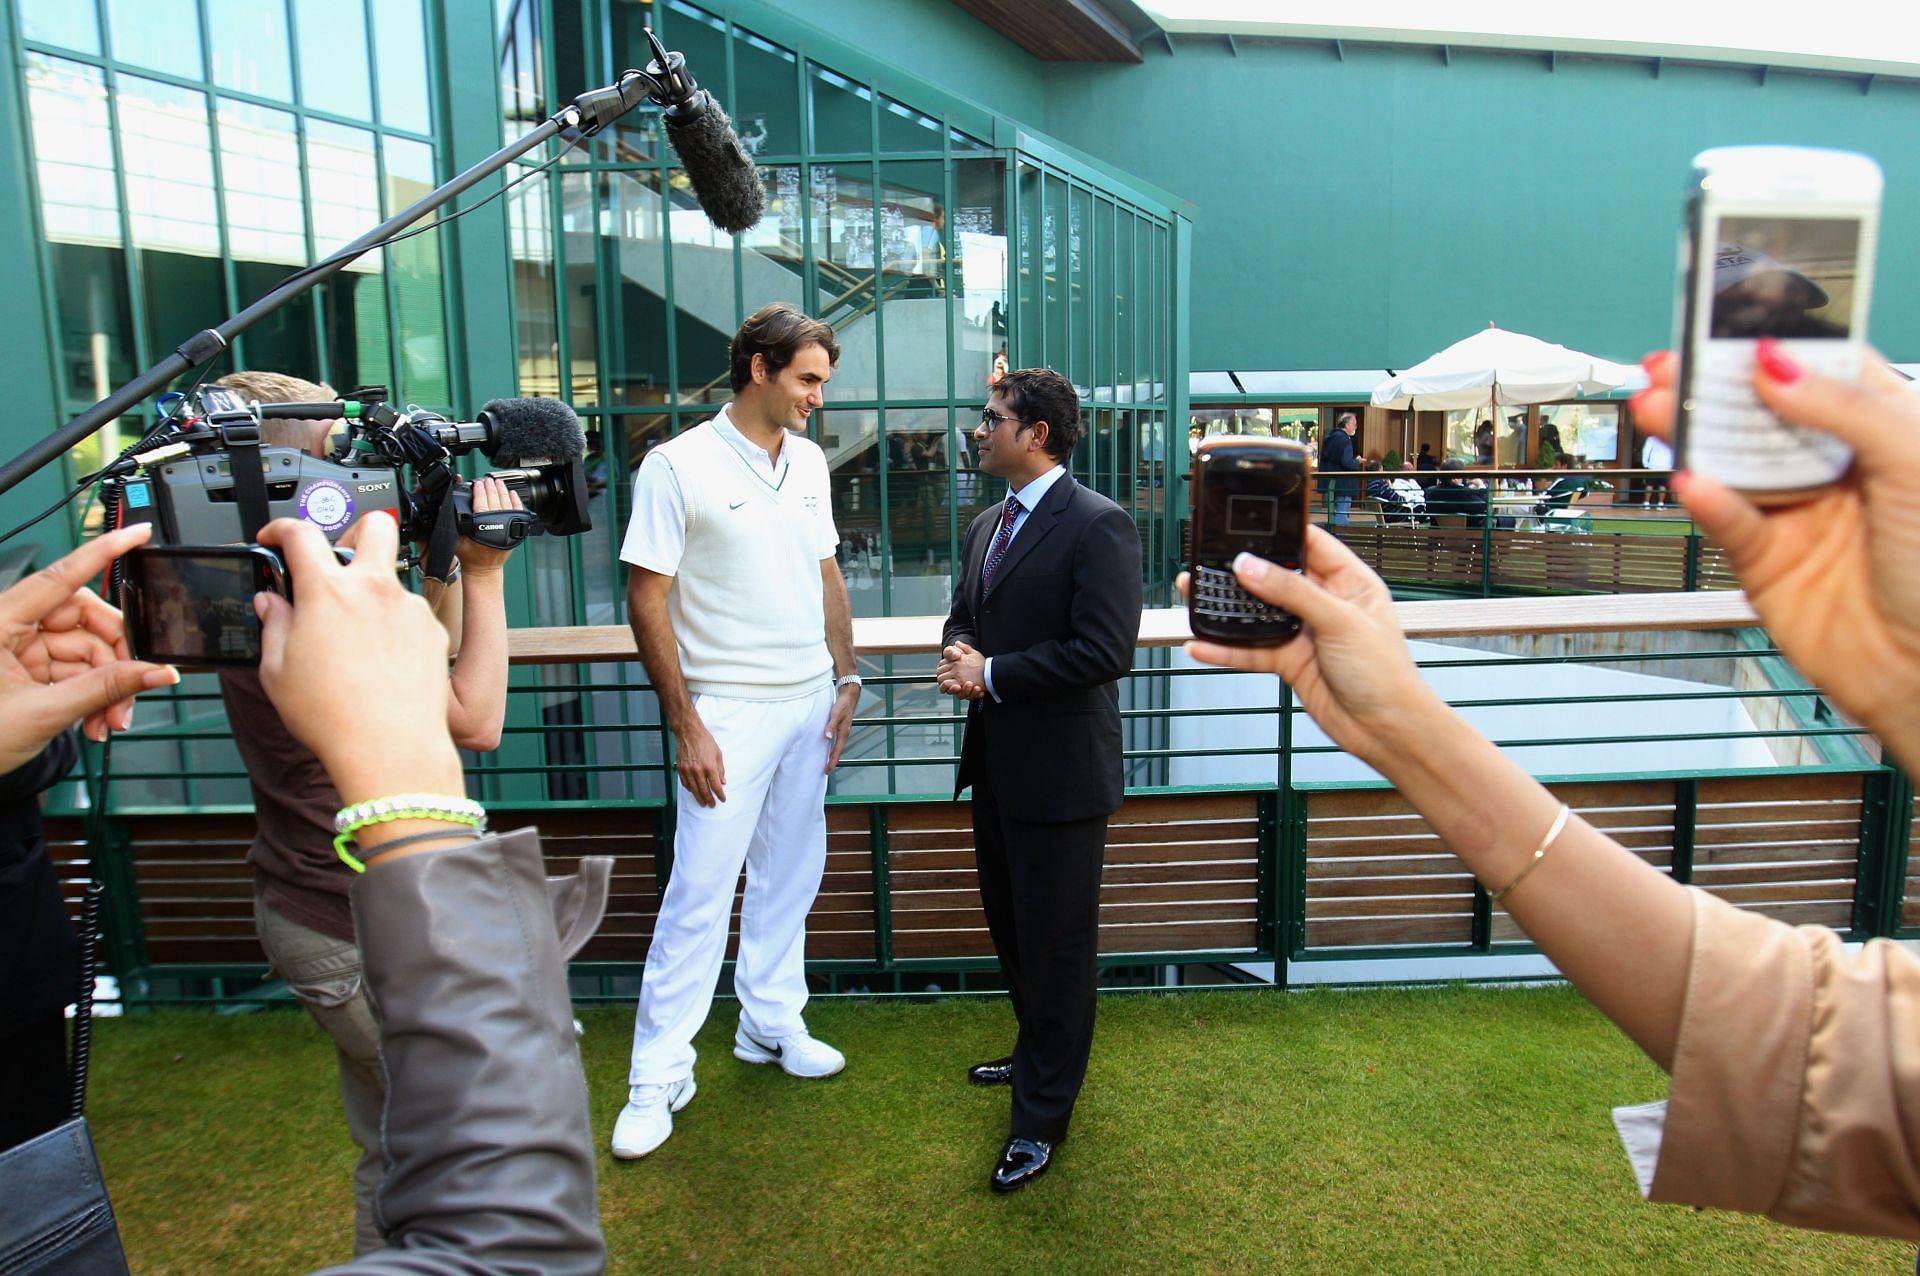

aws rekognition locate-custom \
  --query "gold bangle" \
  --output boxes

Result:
[1491,802,1571,904]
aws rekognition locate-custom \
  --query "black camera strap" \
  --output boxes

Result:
[221,423,273,543]
[422,480,461,583]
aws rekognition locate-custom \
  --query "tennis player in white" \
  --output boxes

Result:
[612,303,861,1159]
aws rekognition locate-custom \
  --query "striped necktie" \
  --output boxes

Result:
[980,496,1021,591]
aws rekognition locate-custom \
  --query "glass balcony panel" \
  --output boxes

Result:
[561,170,600,407]
[881,405,954,602]
[506,173,558,398]
[667,166,738,405]
[117,76,226,376]
[878,95,942,153]
[824,410,883,615]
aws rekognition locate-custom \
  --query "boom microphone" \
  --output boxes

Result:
[478,397,588,465]
[643,30,764,234]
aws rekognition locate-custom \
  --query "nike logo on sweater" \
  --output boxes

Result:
[729,500,748,510]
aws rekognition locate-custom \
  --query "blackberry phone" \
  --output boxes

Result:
[1187,439,1310,645]
[1674,145,1881,503]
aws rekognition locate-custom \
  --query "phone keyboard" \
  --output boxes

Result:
[1191,563,1293,626]
[1688,344,1853,479]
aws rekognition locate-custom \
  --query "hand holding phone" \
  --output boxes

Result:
[1187,439,1310,645]
[1673,145,1882,502]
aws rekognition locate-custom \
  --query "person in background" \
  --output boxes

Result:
[1183,339,1920,1240]
[1317,411,1359,525]
[1363,459,1418,525]
[1641,432,1675,509]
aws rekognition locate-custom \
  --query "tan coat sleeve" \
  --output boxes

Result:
[1650,887,1920,1239]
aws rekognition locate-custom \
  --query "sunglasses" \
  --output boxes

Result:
[978,408,1025,431]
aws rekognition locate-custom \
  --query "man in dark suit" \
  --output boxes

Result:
[936,367,1143,1194]
[1318,410,1359,524]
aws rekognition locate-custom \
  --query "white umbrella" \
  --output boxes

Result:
[1371,324,1636,411]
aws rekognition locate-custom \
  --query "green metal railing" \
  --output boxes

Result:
[47,598,1915,1008]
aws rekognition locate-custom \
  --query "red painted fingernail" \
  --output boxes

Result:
[1640,351,1665,372]
[1628,388,1652,415]
[1755,338,1803,384]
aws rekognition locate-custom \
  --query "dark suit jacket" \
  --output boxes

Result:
[1318,429,1357,495]
[944,472,1143,824]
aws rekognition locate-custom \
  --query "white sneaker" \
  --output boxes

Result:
[733,1024,845,1079]
[610,1075,696,1159]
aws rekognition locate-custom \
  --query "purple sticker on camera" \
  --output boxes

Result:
[298,479,355,533]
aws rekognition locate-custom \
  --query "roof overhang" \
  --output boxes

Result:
[946,0,1158,62]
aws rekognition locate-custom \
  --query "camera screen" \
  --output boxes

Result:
[1225,494,1279,537]
[136,553,264,662]
[1710,216,1860,340]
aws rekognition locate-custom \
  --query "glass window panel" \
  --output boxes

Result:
[619,411,671,481]
[823,410,882,616]
[508,175,558,397]
[499,0,542,141]
[116,76,226,365]
[1540,402,1620,464]
[809,63,870,154]
[740,164,804,317]
[1015,163,1040,368]
[306,121,387,390]
[294,0,372,120]
[1043,173,1067,379]
[879,96,942,154]
[602,171,671,408]
[636,2,724,155]
[561,169,599,406]
[207,0,293,100]
[105,0,202,78]
[25,56,133,410]
[1113,211,1135,399]
[218,100,303,264]
[1067,181,1098,395]
[372,0,431,133]
[809,163,876,401]
[882,406,955,596]
[667,166,737,404]
[877,160,944,402]
[219,100,313,375]
[951,158,1005,404]
[732,26,799,157]
[1495,412,1529,468]
[385,136,447,406]
[950,127,990,153]
[118,75,220,257]
[20,0,101,54]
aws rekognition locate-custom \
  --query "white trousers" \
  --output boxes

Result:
[628,685,833,1086]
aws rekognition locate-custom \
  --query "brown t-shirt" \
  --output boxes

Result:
[219,668,353,941]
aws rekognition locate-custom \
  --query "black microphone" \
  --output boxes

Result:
[478,397,588,465]
[644,28,764,234]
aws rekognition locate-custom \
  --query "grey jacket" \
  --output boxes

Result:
[319,829,607,1275]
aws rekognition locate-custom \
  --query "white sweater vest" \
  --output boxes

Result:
[658,422,834,700]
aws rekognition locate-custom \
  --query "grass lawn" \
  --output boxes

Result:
[89,986,1910,1273]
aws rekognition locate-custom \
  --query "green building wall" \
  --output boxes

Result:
[1038,38,1920,370]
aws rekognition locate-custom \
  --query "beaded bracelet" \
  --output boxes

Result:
[333,793,488,873]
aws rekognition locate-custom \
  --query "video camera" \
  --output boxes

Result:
[111,384,591,665]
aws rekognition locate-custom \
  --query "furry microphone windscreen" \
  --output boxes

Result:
[479,398,587,464]
[664,91,765,234]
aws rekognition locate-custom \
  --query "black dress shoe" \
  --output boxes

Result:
[967,1055,1014,1087]
[990,1136,1052,1193]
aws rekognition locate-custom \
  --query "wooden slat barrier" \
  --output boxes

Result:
[1302,774,1869,951]
[1331,526,1738,597]
[886,792,1261,961]
[1904,801,1920,930]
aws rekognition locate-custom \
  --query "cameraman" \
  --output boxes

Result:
[212,372,526,1257]
[0,524,178,1151]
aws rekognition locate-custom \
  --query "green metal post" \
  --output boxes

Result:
[869,804,893,968]
[1670,778,1697,884]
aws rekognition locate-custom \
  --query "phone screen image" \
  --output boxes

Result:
[1710,217,1861,341]
[1224,493,1279,538]
[134,552,266,664]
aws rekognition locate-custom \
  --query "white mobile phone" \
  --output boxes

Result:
[1673,146,1882,503]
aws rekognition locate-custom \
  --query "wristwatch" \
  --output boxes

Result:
[834,673,863,693]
